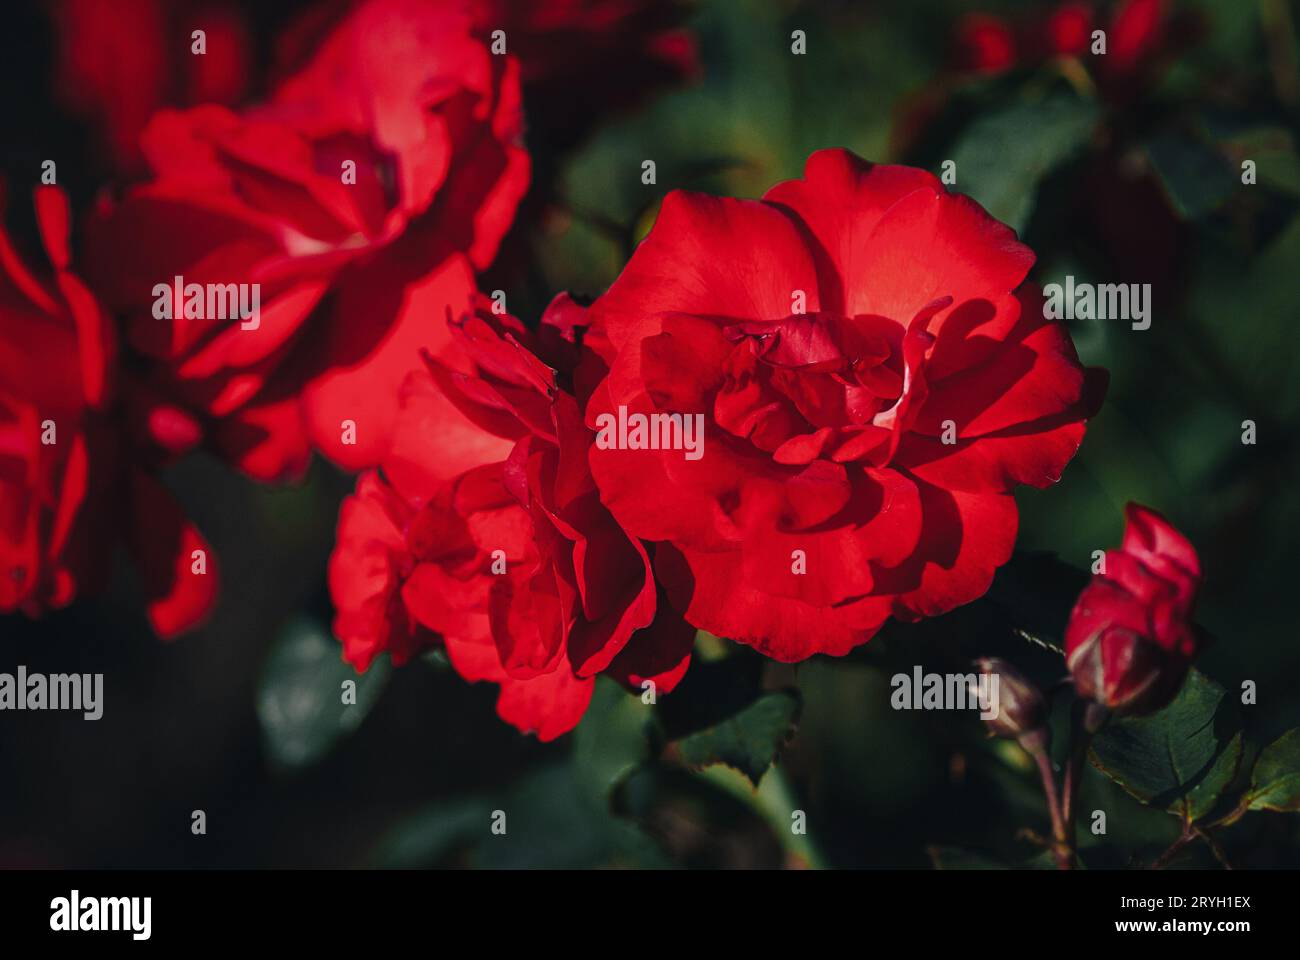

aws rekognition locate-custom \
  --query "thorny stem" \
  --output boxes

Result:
[1013,629,1062,654]
[1030,746,1073,870]
[1150,826,1196,870]
[1150,823,1235,870]
[1062,736,1086,848]
[1207,794,1253,832]
[1027,685,1107,870]
[1195,826,1235,870]
[1062,699,1110,867]
[1061,699,1103,856]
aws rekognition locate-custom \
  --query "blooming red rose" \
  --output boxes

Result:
[329,295,692,739]
[584,149,1105,661]
[1,186,217,637]
[1066,503,1201,715]
[83,0,530,480]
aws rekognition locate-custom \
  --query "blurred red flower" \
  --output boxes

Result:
[1,186,217,637]
[50,0,254,176]
[1104,0,1169,86]
[274,0,699,151]
[895,1,1193,322]
[952,13,1018,75]
[584,149,1105,661]
[1043,2,1095,59]
[329,295,692,739]
[1066,503,1202,715]
[949,0,1177,93]
[83,0,530,479]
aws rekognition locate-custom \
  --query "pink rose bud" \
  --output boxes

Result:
[973,657,1049,751]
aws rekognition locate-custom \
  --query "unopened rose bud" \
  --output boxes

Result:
[971,657,1049,750]
[1066,504,1203,717]
[1067,624,1188,716]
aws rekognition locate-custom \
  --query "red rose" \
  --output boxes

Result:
[584,149,1105,661]
[1066,503,1201,715]
[1043,2,1094,58]
[1106,0,1168,78]
[1,186,217,637]
[279,0,699,153]
[952,13,1018,75]
[946,1,1178,95]
[329,295,692,739]
[83,0,529,479]
[1095,0,1189,103]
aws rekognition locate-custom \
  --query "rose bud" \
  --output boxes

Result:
[971,657,1049,752]
[1065,504,1202,717]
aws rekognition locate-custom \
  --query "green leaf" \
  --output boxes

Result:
[695,764,828,868]
[1245,729,1300,813]
[572,677,653,804]
[376,766,670,869]
[256,619,390,771]
[1145,132,1237,219]
[950,92,1100,233]
[673,690,801,786]
[650,652,799,788]
[369,798,492,868]
[1187,214,1300,420]
[927,846,1008,869]
[1212,124,1300,197]
[1090,669,1243,824]
[470,765,669,869]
